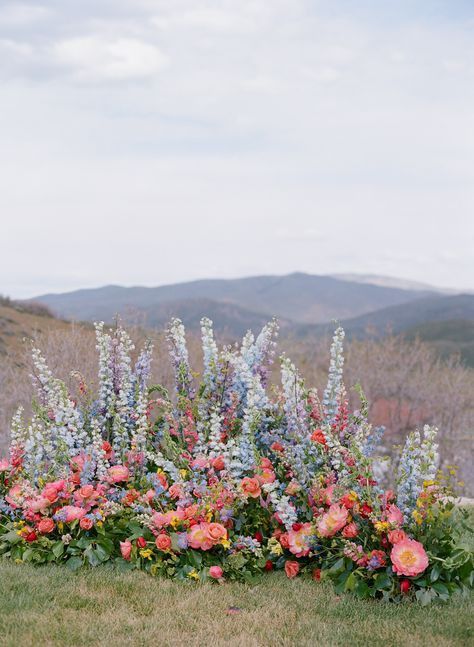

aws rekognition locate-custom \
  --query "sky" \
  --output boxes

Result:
[0,0,473,298]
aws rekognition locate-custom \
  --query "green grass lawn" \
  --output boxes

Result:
[0,561,472,647]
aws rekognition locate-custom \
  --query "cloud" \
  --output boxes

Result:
[0,3,51,26]
[51,36,167,81]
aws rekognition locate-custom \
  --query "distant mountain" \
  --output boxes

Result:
[308,294,474,339]
[29,273,436,330]
[331,273,457,294]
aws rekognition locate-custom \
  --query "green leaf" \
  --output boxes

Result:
[66,556,83,571]
[374,572,392,590]
[430,563,441,583]
[52,541,65,558]
[432,582,449,596]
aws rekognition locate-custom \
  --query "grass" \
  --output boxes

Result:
[0,562,472,647]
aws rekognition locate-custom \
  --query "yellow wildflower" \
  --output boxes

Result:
[139,549,153,560]
[220,538,231,550]
[268,538,283,556]
[374,521,390,533]
[187,569,200,580]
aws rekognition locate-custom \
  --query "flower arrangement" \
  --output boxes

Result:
[0,318,472,603]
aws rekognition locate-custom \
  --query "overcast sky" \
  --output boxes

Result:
[0,1,473,298]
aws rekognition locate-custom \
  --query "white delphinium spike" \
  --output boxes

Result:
[322,327,345,424]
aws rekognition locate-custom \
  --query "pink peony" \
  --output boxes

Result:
[317,504,348,537]
[287,523,313,557]
[58,505,86,523]
[0,458,9,472]
[390,539,429,577]
[107,465,130,483]
[120,540,132,561]
[386,504,404,526]
[5,483,24,509]
[209,565,223,579]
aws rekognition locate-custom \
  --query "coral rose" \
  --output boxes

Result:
[38,518,55,534]
[205,523,227,544]
[42,486,59,504]
[155,533,172,551]
[209,565,224,579]
[240,477,261,499]
[284,560,300,579]
[120,540,132,560]
[107,465,129,483]
[80,517,94,531]
[317,504,348,537]
[390,539,429,577]
[258,468,276,485]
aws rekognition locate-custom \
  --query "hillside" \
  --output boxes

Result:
[0,302,70,362]
[30,272,435,329]
[404,319,474,367]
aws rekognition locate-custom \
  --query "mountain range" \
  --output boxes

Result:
[26,273,474,365]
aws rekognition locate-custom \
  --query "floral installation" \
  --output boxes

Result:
[0,318,472,604]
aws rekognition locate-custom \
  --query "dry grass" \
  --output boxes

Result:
[0,563,472,647]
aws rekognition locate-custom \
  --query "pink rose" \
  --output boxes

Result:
[284,560,300,579]
[28,496,50,513]
[120,540,132,561]
[107,465,130,483]
[390,539,429,577]
[77,484,95,500]
[42,486,59,504]
[209,566,223,579]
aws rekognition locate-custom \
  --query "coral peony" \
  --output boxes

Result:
[284,560,300,579]
[188,523,214,550]
[287,523,314,557]
[390,539,429,577]
[57,506,86,523]
[317,504,348,537]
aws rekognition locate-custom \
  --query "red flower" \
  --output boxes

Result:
[400,579,411,595]
[254,531,263,543]
[360,503,373,518]
[264,560,274,571]
[271,442,284,452]
[136,537,147,549]
[310,429,326,445]
[312,568,322,581]
[25,531,38,543]
[292,523,303,532]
